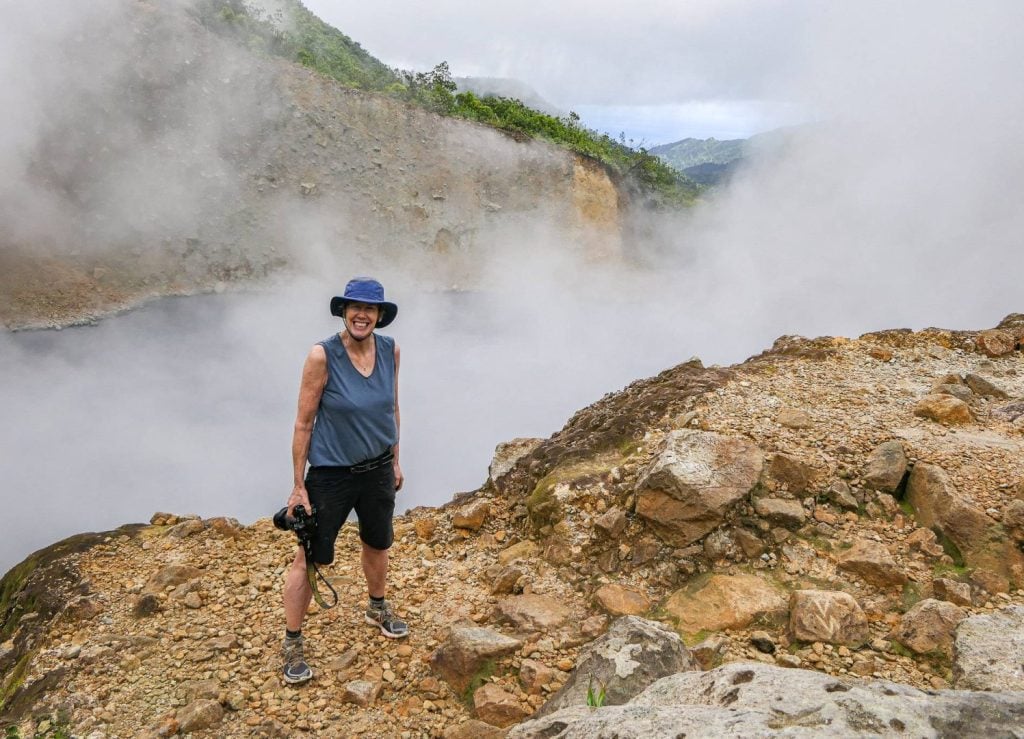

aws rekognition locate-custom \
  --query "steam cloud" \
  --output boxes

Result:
[2,0,1023,573]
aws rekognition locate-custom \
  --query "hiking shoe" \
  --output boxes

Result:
[365,600,409,638]
[282,635,313,684]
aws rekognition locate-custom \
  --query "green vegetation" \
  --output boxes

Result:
[932,529,965,567]
[900,582,923,613]
[460,659,496,706]
[0,652,33,716]
[586,675,607,708]
[933,562,970,578]
[394,64,697,205]
[889,640,914,659]
[194,1,697,206]
[1,556,40,641]
[193,0,396,90]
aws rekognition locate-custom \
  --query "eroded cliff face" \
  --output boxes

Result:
[0,0,624,330]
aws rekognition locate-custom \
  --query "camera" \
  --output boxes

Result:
[273,504,318,550]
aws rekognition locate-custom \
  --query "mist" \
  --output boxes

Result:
[2,1,1024,574]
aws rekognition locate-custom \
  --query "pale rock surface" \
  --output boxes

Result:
[520,658,556,695]
[593,584,651,616]
[766,453,819,494]
[964,373,1009,398]
[489,438,544,486]
[777,407,813,429]
[143,565,202,594]
[473,683,530,728]
[752,496,806,527]
[953,606,1024,691]
[594,508,628,538]
[452,499,490,531]
[837,539,908,588]
[536,616,696,717]
[634,430,763,546]
[444,719,508,739]
[789,590,868,646]
[430,626,524,693]
[498,540,539,565]
[509,663,1024,738]
[862,440,908,493]
[343,680,382,707]
[663,574,787,634]
[689,634,730,670]
[977,329,1017,357]
[176,699,224,733]
[913,394,974,425]
[932,578,972,606]
[496,594,570,632]
[892,599,966,656]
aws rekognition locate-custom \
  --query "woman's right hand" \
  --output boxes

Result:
[287,485,311,517]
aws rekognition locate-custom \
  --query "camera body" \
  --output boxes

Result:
[273,504,318,551]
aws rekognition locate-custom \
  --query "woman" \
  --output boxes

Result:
[281,277,407,685]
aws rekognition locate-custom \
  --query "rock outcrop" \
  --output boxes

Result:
[634,430,763,546]
[536,616,696,716]
[953,606,1024,691]
[510,662,1024,738]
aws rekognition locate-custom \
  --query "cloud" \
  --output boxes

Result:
[304,0,815,106]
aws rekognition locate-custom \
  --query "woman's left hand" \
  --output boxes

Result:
[393,460,404,492]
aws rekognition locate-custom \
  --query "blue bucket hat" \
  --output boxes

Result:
[330,277,398,328]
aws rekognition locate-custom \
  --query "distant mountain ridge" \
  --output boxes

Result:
[649,137,747,170]
[650,129,796,186]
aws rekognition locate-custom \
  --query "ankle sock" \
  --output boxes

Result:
[369,595,385,609]
[285,628,302,640]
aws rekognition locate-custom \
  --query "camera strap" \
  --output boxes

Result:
[303,542,338,609]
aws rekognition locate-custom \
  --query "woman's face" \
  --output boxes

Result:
[344,302,381,340]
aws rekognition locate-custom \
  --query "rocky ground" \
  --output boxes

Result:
[2,315,1024,737]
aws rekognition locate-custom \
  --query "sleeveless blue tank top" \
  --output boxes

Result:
[308,333,397,467]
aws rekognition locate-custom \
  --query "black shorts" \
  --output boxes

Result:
[305,463,396,563]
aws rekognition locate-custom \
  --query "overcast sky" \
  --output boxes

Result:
[302,0,821,144]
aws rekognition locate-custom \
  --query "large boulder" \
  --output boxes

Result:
[765,453,820,494]
[452,499,490,531]
[430,626,523,693]
[489,438,543,487]
[143,565,202,594]
[964,373,1009,399]
[509,663,1024,738]
[496,594,570,633]
[976,329,1017,357]
[862,441,907,494]
[176,699,224,734]
[593,584,651,616]
[906,463,1024,578]
[789,590,869,647]
[913,394,974,425]
[634,430,763,547]
[662,574,787,635]
[473,683,530,727]
[752,496,806,527]
[837,540,908,588]
[953,606,1024,691]
[892,599,966,656]
[536,616,696,717]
